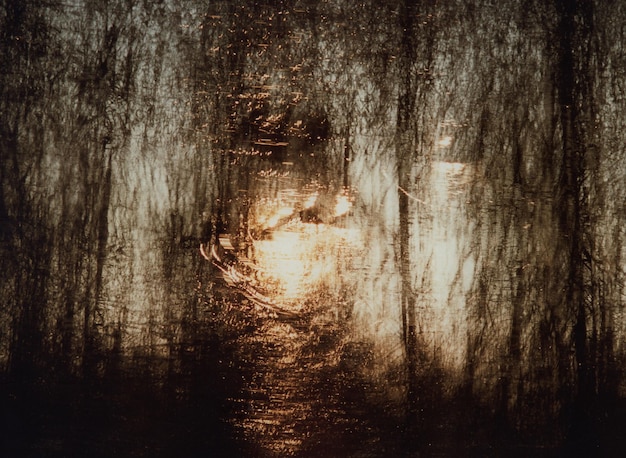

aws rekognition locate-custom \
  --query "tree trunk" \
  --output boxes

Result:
[396,0,420,416]
[555,0,599,450]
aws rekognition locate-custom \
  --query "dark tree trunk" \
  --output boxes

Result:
[554,0,599,450]
[396,0,420,417]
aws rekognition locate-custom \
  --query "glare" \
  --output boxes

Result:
[248,189,361,306]
[254,230,326,301]
[334,194,352,217]
[255,225,360,302]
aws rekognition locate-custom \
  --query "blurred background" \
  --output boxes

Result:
[2,0,626,456]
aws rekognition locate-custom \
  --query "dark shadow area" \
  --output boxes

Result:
[0,346,246,457]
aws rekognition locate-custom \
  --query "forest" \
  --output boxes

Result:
[2,0,626,456]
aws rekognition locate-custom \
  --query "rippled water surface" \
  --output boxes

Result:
[3,1,626,456]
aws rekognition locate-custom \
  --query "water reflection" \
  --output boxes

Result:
[205,145,383,455]
[254,223,359,303]
[427,161,475,369]
[214,181,360,308]
[5,0,625,455]
[214,149,481,454]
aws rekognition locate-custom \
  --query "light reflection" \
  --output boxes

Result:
[266,205,295,228]
[334,194,352,217]
[303,192,318,209]
[244,187,359,304]
[226,179,372,456]
[253,222,361,303]
[424,161,475,370]
[220,183,362,455]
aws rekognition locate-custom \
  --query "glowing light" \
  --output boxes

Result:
[243,187,361,307]
[252,224,361,303]
[303,193,318,209]
[254,230,322,301]
[334,194,352,217]
[427,161,475,369]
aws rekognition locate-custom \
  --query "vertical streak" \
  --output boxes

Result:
[555,0,596,424]
[396,0,419,414]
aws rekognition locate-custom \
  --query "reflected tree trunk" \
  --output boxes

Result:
[2,1,626,455]
[0,0,52,379]
[396,0,420,416]
[554,0,599,447]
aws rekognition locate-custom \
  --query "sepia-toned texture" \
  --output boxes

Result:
[2,0,626,456]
